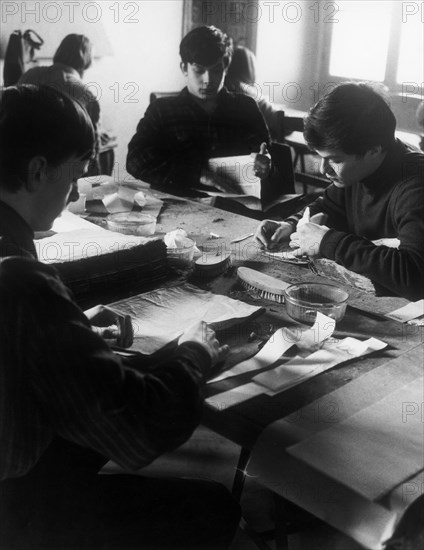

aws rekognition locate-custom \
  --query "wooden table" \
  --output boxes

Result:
[92,191,422,549]
[146,193,423,549]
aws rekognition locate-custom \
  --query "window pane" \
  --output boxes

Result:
[396,16,424,83]
[329,1,393,81]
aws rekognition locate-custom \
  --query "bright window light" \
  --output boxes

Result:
[329,1,394,81]
[397,17,424,83]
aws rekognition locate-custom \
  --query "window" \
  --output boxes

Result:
[326,1,423,92]
[329,2,392,82]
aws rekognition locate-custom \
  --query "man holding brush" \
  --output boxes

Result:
[254,82,424,301]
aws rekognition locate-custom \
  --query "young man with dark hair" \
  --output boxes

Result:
[0,84,240,549]
[255,82,424,301]
[126,25,270,196]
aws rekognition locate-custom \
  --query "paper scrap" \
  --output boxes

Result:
[385,299,424,323]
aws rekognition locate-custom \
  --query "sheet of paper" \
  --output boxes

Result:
[208,155,261,198]
[255,336,387,393]
[110,284,263,354]
[385,299,424,322]
[288,378,424,501]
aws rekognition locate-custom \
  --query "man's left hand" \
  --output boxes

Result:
[253,142,271,179]
[289,223,330,257]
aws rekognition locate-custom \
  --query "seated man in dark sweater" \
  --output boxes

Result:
[255,82,424,301]
[126,25,271,197]
[0,85,240,549]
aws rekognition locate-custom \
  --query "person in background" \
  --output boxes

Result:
[127,25,271,197]
[0,85,240,550]
[225,45,287,140]
[19,33,102,175]
[254,82,424,301]
[225,46,304,140]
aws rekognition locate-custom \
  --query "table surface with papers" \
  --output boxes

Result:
[85,187,423,550]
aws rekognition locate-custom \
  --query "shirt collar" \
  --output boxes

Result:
[0,201,37,258]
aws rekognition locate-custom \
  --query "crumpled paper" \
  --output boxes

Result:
[164,229,199,254]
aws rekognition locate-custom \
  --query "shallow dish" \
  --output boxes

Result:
[167,239,195,267]
[106,212,156,236]
[284,282,349,324]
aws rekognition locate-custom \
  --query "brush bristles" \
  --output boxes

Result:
[239,278,285,303]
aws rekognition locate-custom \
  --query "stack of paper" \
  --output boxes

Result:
[35,212,168,303]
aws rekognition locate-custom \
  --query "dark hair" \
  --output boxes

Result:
[304,82,396,155]
[225,46,256,91]
[53,34,93,75]
[179,26,233,68]
[0,85,94,191]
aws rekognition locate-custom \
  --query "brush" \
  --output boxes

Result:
[237,267,290,303]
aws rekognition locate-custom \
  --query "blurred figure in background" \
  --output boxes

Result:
[19,34,102,175]
[225,46,302,140]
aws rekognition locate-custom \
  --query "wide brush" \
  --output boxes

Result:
[237,267,290,303]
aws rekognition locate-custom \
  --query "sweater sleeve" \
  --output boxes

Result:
[5,258,210,471]
[319,178,424,300]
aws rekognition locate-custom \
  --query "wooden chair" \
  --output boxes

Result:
[149,91,180,103]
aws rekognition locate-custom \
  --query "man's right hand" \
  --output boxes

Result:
[254,220,294,250]
[179,321,229,368]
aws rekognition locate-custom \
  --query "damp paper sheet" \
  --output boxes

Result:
[110,284,263,355]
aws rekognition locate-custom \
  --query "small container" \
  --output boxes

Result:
[284,282,349,324]
[167,239,195,268]
[106,212,156,236]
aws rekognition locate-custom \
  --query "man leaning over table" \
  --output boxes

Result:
[255,82,424,301]
[126,25,271,197]
[0,85,240,549]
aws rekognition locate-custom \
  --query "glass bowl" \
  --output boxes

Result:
[106,213,156,236]
[166,239,195,267]
[284,282,349,324]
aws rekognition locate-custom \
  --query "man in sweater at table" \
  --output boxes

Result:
[255,82,424,301]
[0,85,240,549]
[126,25,271,196]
